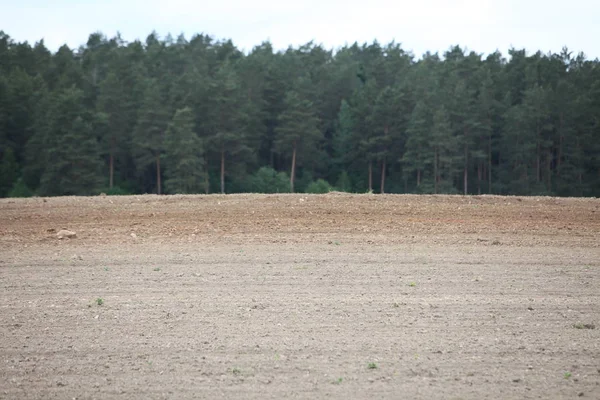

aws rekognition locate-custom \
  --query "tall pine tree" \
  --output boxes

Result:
[165,107,206,193]
[274,90,321,193]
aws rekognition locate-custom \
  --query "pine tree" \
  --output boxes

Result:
[332,99,354,181]
[449,78,480,195]
[132,80,169,194]
[402,100,431,190]
[431,107,457,193]
[274,90,321,193]
[477,67,497,194]
[97,72,128,189]
[353,80,378,191]
[210,62,252,194]
[164,107,206,193]
[369,86,404,193]
[38,88,103,195]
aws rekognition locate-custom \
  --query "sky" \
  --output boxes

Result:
[1,0,599,59]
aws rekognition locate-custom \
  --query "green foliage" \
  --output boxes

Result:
[335,171,352,192]
[249,166,290,193]
[275,90,322,192]
[295,170,313,193]
[8,177,33,198]
[573,322,595,330]
[402,100,432,189]
[0,30,599,197]
[37,88,103,196]
[132,80,169,194]
[0,147,19,197]
[305,179,332,194]
[164,107,207,194]
[210,61,254,194]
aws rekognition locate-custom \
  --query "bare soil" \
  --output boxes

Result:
[1,193,599,399]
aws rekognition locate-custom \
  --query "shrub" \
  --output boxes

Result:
[8,178,33,198]
[250,167,290,193]
[335,171,352,192]
[305,179,332,194]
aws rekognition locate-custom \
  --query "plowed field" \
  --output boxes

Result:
[1,194,599,399]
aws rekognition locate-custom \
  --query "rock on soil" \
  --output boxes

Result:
[56,229,77,239]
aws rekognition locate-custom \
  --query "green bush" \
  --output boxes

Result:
[305,179,332,194]
[8,178,33,198]
[335,171,352,192]
[250,167,290,193]
[295,170,313,193]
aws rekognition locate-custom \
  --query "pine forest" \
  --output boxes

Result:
[1,31,599,197]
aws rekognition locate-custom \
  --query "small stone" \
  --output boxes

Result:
[130,232,137,239]
[57,230,76,239]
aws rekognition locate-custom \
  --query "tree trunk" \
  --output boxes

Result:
[380,158,386,194]
[477,163,482,195]
[204,167,210,194]
[558,135,563,176]
[536,141,541,184]
[290,141,297,193]
[368,161,372,192]
[463,142,468,195]
[536,120,541,184]
[546,150,552,191]
[156,156,161,195]
[558,112,564,175]
[488,131,492,194]
[220,148,225,194]
[434,147,438,194]
[109,153,114,189]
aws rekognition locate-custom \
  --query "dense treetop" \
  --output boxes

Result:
[0,30,599,197]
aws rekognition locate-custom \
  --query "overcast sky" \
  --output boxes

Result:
[1,0,599,59]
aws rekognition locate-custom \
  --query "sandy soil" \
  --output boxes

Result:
[1,193,599,399]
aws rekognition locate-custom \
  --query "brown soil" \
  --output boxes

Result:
[1,194,599,399]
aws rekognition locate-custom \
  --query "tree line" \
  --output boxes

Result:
[1,30,599,198]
